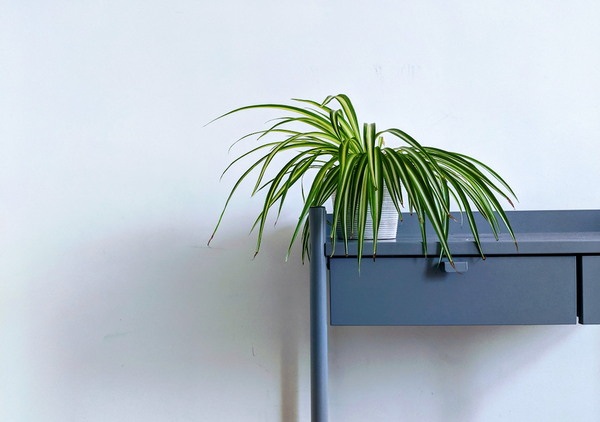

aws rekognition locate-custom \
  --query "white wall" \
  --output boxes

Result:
[1,1,599,421]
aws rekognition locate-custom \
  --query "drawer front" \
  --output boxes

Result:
[329,256,577,325]
[581,256,600,324]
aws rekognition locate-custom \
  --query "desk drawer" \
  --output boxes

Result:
[329,256,577,325]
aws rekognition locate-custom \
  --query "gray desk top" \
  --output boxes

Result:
[325,210,600,256]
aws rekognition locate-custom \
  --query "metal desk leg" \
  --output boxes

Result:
[309,207,328,422]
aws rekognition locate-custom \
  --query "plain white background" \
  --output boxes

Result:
[1,1,600,421]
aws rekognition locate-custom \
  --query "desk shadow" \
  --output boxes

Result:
[329,324,576,421]
[280,324,299,422]
[211,227,307,422]
[44,220,309,421]
[40,218,584,421]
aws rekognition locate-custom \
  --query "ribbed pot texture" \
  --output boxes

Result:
[333,186,399,240]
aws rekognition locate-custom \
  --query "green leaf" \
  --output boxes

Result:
[364,123,378,190]
[323,94,361,142]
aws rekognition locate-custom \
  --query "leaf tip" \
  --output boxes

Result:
[449,261,463,275]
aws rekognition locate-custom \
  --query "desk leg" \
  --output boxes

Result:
[309,207,328,422]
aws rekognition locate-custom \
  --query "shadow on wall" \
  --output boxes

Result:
[31,220,308,421]
[328,323,577,421]
[29,219,582,421]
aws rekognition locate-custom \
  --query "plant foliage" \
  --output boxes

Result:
[207,94,518,269]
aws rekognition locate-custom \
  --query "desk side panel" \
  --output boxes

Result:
[581,256,600,324]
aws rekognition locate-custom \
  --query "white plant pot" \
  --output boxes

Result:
[332,186,399,240]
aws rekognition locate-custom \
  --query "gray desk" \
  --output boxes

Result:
[326,209,600,325]
[308,208,600,421]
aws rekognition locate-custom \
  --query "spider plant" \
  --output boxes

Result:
[207,94,518,269]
